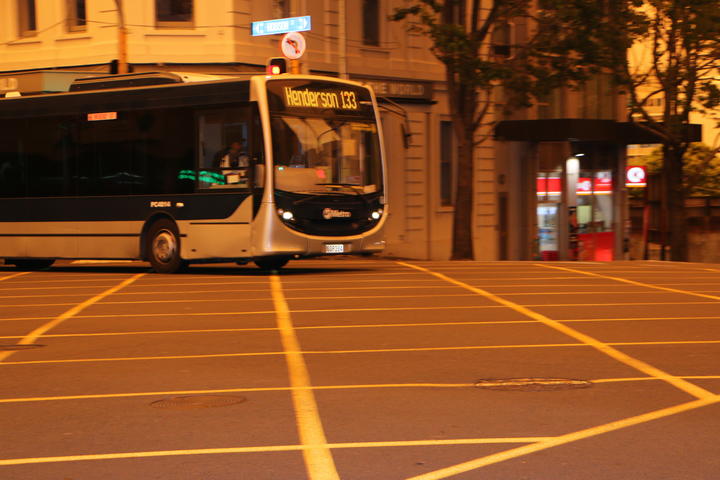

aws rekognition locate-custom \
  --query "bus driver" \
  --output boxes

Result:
[214,140,250,187]
[214,140,249,169]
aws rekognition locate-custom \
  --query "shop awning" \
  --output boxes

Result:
[494,119,701,144]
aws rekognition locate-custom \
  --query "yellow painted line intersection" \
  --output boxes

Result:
[407,395,720,480]
[391,261,720,479]
[0,436,554,467]
[2,261,718,478]
[0,274,146,363]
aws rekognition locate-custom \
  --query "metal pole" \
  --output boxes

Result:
[338,0,347,79]
[114,0,129,74]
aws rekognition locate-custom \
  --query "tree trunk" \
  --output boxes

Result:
[663,144,687,261]
[451,127,475,260]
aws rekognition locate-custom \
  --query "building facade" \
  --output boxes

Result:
[0,0,641,261]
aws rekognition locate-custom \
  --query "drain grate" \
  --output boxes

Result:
[150,395,247,409]
[0,344,45,351]
[475,378,593,391]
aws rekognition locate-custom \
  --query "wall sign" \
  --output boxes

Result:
[252,16,311,36]
[626,166,647,187]
[280,32,306,60]
[354,77,433,102]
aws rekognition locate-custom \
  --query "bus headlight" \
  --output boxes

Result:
[370,209,383,220]
[278,209,295,221]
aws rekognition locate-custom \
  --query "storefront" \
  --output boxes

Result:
[535,141,620,261]
[495,119,695,261]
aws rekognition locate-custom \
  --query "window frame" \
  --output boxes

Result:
[65,0,87,32]
[362,0,380,47]
[272,0,290,19]
[17,0,37,38]
[155,0,194,29]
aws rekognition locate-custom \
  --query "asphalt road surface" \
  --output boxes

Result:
[1,259,719,479]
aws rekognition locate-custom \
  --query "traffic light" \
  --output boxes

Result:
[266,57,287,75]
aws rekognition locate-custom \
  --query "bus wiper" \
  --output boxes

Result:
[293,185,370,207]
[310,183,371,208]
[315,183,361,194]
[293,191,347,205]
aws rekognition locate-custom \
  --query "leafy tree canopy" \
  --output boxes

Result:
[632,143,720,196]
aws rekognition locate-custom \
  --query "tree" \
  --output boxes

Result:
[611,0,720,260]
[633,143,720,196]
[391,1,625,259]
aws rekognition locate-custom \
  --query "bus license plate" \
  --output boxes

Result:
[325,243,346,254]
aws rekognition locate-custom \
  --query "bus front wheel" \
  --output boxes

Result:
[254,256,290,270]
[146,220,185,273]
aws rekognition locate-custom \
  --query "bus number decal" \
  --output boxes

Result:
[150,201,172,208]
[340,91,357,110]
[87,112,118,121]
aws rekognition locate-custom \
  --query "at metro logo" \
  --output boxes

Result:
[322,208,351,220]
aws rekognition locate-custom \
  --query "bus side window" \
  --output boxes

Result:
[0,120,27,198]
[197,107,250,190]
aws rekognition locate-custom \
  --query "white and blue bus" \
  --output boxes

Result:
[0,72,387,272]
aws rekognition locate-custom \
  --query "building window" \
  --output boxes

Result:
[18,0,37,37]
[272,0,290,19]
[491,22,512,57]
[440,121,456,207]
[66,0,87,32]
[155,0,193,28]
[363,0,379,46]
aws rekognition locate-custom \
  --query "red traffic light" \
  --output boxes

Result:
[266,57,287,75]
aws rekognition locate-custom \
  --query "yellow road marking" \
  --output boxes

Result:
[0,312,720,328]
[0,271,31,282]
[3,376,719,405]
[2,314,720,340]
[0,284,463,298]
[538,264,720,302]
[0,383,478,404]
[0,320,539,339]
[270,275,339,480]
[0,305,506,323]
[0,287,484,307]
[593,375,720,384]
[5,339,720,366]
[398,262,715,401]
[407,395,720,480]
[3,298,720,310]
[0,351,286,365]
[0,436,552,467]
[0,274,145,363]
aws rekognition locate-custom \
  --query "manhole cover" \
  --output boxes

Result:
[150,395,246,409]
[0,344,44,351]
[475,378,593,391]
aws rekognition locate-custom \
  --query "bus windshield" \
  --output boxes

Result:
[270,115,382,194]
[266,79,383,195]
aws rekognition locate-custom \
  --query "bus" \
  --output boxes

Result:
[0,72,387,273]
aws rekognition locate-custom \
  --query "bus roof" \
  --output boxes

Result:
[0,76,252,119]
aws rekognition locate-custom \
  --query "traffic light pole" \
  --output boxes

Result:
[114,0,129,74]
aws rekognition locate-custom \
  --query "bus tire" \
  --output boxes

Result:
[146,219,185,273]
[7,259,55,270]
[254,256,290,270]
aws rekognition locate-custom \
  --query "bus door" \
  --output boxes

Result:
[184,105,258,259]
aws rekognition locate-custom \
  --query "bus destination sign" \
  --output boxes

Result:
[283,87,359,111]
